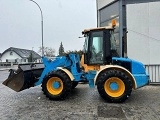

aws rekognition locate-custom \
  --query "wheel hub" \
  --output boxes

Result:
[53,81,61,89]
[47,77,63,95]
[104,77,125,97]
[110,82,119,91]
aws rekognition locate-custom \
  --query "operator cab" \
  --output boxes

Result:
[82,27,119,65]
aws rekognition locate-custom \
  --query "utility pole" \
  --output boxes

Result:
[30,0,44,56]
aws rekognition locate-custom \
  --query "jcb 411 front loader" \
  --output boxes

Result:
[2,26,149,103]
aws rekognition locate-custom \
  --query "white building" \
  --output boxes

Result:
[0,47,41,64]
[96,0,160,83]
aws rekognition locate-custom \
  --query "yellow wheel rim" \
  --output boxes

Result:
[47,77,63,95]
[104,77,125,97]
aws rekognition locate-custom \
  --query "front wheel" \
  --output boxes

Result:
[42,70,72,100]
[97,69,132,103]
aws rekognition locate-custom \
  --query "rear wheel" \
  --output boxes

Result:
[42,70,72,100]
[97,69,132,103]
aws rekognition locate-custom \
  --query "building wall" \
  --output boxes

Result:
[97,0,115,9]
[1,51,21,62]
[97,0,160,64]
[36,58,42,63]
[127,2,160,64]
[97,0,160,83]
[97,0,117,27]
[1,51,28,63]
[97,0,121,56]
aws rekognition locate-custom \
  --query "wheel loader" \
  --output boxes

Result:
[2,22,149,103]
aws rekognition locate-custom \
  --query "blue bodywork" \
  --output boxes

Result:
[35,54,97,88]
[35,54,84,86]
[112,57,149,88]
[35,54,149,89]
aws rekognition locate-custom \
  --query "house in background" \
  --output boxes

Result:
[0,47,41,64]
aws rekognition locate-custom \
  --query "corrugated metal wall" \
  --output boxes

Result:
[145,65,160,83]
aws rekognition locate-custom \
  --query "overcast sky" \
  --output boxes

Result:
[0,0,97,55]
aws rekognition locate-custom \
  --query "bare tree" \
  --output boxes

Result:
[65,50,83,58]
[38,46,56,57]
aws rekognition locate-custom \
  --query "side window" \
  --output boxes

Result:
[89,31,103,64]
[110,31,119,57]
[10,52,13,55]
[110,31,116,50]
[83,36,88,53]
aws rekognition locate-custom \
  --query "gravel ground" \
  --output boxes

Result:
[0,70,160,120]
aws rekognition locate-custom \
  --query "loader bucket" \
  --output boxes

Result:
[2,63,44,92]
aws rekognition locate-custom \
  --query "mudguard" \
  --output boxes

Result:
[58,67,74,81]
[94,65,137,89]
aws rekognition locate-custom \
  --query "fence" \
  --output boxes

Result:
[0,63,12,69]
[145,65,160,84]
[0,63,18,70]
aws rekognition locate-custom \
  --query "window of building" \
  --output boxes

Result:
[10,52,13,55]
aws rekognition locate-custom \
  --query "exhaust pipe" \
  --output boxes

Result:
[2,63,44,92]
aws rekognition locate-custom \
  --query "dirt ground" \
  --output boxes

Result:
[0,70,160,120]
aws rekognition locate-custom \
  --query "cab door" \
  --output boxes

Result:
[85,30,111,65]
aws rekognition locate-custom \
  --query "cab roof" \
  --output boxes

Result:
[82,26,114,34]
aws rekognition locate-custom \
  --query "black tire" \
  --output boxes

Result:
[42,70,72,100]
[97,69,132,103]
[71,81,78,89]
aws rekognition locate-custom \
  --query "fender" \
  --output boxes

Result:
[94,65,137,89]
[58,67,74,81]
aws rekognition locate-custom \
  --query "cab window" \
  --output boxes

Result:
[89,31,103,64]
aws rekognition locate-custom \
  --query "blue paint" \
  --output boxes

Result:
[112,57,149,88]
[84,70,96,88]
[35,56,72,86]
[133,74,149,88]
[34,53,96,88]
[131,60,146,74]
[110,82,118,91]
[112,57,132,63]
[53,81,60,89]
[34,53,149,90]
